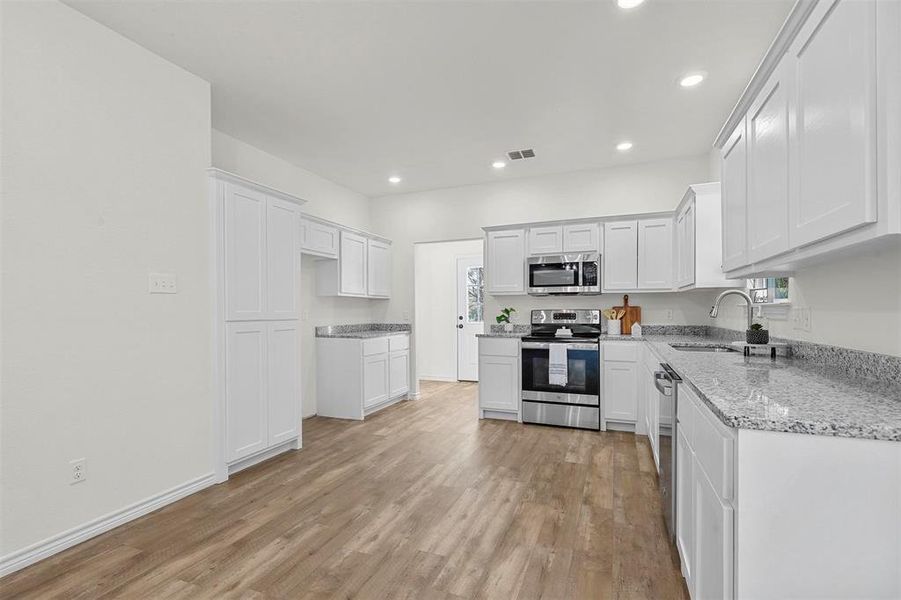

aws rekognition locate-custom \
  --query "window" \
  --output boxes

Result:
[746,277,790,305]
[466,266,484,323]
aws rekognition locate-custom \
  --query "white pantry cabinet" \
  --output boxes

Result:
[316,231,392,299]
[478,337,520,419]
[637,218,673,290]
[527,225,563,255]
[603,220,638,290]
[225,321,300,463]
[485,229,526,295]
[602,342,639,426]
[300,216,339,259]
[317,333,410,420]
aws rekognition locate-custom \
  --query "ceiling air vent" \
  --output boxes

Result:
[507,148,536,161]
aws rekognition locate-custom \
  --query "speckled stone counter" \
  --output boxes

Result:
[315,323,410,339]
[642,336,901,442]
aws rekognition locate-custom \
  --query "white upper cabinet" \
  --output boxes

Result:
[676,184,741,290]
[788,0,877,247]
[637,218,673,290]
[225,184,267,321]
[486,229,526,295]
[367,238,391,298]
[603,220,638,290]
[563,223,600,253]
[339,231,368,296]
[720,120,748,272]
[266,199,299,320]
[747,58,791,263]
[300,217,339,259]
[675,201,695,289]
[528,225,564,255]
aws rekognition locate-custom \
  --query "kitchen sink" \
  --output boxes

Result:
[669,344,738,353]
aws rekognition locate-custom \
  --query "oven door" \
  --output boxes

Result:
[521,342,599,403]
[527,259,581,295]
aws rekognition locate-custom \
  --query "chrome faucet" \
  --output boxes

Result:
[709,289,755,330]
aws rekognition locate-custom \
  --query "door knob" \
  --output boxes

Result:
[458,315,463,320]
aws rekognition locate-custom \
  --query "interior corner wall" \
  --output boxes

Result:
[210,129,376,417]
[1,0,212,560]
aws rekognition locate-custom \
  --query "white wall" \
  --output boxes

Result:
[210,130,376,417]
[1,0,212,561]
[370,155,717,328]
[413,239,483,381]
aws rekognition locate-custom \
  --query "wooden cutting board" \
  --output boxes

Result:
[613,294,641,335]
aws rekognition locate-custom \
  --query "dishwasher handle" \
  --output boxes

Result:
[654,371,673,396]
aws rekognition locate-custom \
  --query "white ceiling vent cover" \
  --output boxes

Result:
[507,148,536,160]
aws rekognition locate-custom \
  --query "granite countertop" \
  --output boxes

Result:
[642,335,901,442]
[316,323,411,339]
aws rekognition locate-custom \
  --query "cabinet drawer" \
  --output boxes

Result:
[604,342,638,362]
[692,394,735,501]
[389,334,410,351]
[362,337,389,356]
[479,337,519,357]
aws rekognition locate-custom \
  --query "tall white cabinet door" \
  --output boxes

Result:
[676,429,695,592]
[486,230,525,295]
[637,218,673,290]
[747,60,791,263]
[528,225,563,255]
[267,322,299,446]
[225,185,267,321]
[266,199,299,320]
[367,239,391,298]
[675,201,695,288]
[789,0,877,248]
[721,120,748,271]
[603,221,638,290]
[363,354,390,408]
[389,350,410,397]
[225,322,268,462]
[340,231,368,296]
[603,362,637,422]
[563,223,599,253]
[694,460,735,600]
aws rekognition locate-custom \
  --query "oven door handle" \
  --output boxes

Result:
[654,371,673,396]
[521,342,599,351]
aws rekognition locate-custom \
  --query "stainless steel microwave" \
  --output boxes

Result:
[527,253,601,295]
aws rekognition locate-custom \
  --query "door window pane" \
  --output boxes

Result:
[466,266,484,322]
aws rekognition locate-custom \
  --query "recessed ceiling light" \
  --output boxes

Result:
[388,176,402,184]
[492,161,506,169]
[679,72,706,88]
[617,0,645,8]
[616,141,633,152]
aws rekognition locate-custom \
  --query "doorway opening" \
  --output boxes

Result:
[413,239,484,383]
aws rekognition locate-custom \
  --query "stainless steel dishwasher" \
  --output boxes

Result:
[655,363,681,541]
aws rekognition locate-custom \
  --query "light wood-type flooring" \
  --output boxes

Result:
[1,380,687,599]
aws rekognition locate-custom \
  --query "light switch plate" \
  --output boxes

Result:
[149,273,177,294]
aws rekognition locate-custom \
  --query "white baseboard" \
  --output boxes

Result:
[227,438,299,476]
[418,376,458,382]
[0,472,217,578]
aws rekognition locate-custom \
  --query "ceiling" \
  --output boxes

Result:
[67,0,793,197]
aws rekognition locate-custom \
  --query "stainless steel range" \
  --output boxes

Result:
[520,309,601,430]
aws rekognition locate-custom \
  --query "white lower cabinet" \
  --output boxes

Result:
[317,333,410,419]
[693,460,734,600]
[602,342,639,426]
[676,427,695,590]
[225,321,300,464]
[478,337,520,417]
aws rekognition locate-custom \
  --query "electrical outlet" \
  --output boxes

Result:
[402,311,411,322]
[70,458,86,485]
[666,309,674,322]
[300,310,310,321]
[792,307,812,332]
[149,273,177,294]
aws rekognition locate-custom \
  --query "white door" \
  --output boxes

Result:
[747,59,791,263]
[527,225,563,255]
[603,361,638,422]
[789,0,877,247]
[721,119,748,272]
[225,322,267,462]
[389,350,410,397]
[362,354,390,408]
[456,255,484,382]
[340,231,367,296]
[485,230,525,294]
[367,239,391,298]
[266,199,299,320]
[267,321,299,446]
[563,223,600,253]
[603,221,638,290]
[637,218,674,290]
[225,184,267,321]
